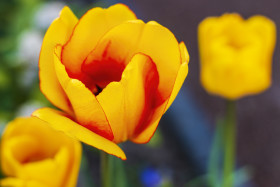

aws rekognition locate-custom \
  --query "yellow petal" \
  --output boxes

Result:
[54,46,113,140]
[179,42,190,64]
[0,178,24,187]
[1,117,82,187]
[96,82,125,143]
[32,108,126,160]
[131,99,168,144]
[2,135,38,176]
[62,4,137,75]
[65,139,81,187]
[0,178,48,187]
[39,6,78,114]
[85,20,181,100]
[97,53,160,143]
[247,15,276,64]
[166,42,189,110]
[20,151,68,186]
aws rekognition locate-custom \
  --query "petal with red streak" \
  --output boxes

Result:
[62,4,137,76]
[130,43,189,143]
[83,20,181,100]
[97,53,160,143]
[53,45,113,140]
[131,99,168,144]
[32,108,126,160]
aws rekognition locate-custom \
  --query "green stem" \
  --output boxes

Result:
[208,119,223,187]
[222,100,236,187]
[101,152,110,187]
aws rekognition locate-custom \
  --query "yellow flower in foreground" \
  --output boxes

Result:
[198,13,276,99]
[0,117,81,187]
[34,4,189,159]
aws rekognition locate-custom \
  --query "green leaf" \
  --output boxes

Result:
[207,118,224,187]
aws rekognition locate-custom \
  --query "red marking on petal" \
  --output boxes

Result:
[133,55,164,136]
[102,41,111,58]
[82,57,125,89]
[63,40,126,95]
[65,69,97,92]
[81,41,126,90]
[81,123,114,141]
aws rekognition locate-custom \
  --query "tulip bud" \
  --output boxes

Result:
[0,117,81,187]
[198,13,276,99]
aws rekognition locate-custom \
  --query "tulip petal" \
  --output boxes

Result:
[20,150,69,186]
[54,46,114,140]
[125,55,160,137]
[2,136,39,175]
[39,6,78,114]
[179,41,190,64]
[247,15,276,60]
[0,178,24,187]
[32,108,126,160]
[1,117,82,187]
[97,53,160,143]
[0,178,48,187]
[65,140,82,187]
[96,82,125,143]
[130,44,189,143]
[166,42,189,110]
[131,100,168,144]
[62,4,137,75]
[84,20,181,100]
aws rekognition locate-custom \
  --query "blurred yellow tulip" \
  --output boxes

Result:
[0,117,81,187]
[198,13,276,99]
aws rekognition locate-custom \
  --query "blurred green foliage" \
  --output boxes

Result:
[0,0,42,121]
[0,0,109,122]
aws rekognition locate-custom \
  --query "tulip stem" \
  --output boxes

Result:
[222,100,236,187]
[101,152,110,187]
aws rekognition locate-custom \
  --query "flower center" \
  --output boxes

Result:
[81,57,125,95]
[227,39,245,50]
[64,41,126,95]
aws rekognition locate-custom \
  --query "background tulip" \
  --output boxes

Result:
[35,4,189,159]
[0,117,81,187]
[198,13,276,99]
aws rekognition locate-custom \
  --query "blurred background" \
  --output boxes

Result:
[0,0,280,186]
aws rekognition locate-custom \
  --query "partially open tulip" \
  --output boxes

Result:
[34,4,189,159]
[198,13,276,99]
[0,117,81,187]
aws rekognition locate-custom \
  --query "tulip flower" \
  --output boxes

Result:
[34,4,189,159]
[0,117,81,187]
[198,13,276,99]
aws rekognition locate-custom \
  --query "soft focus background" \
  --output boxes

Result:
[0,0,280,186]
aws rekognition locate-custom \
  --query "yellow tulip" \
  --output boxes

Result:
[198,13,276,99]
[0,117,81,187]
[35,4,189,160]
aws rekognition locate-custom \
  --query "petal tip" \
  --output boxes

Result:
[179,41,190,64]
